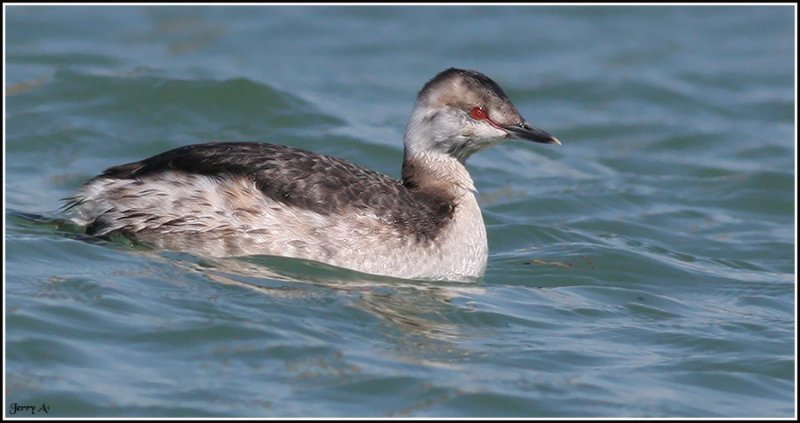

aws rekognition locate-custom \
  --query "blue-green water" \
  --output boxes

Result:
[4,5,796,417]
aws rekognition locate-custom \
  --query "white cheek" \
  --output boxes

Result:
[471,122,508,141]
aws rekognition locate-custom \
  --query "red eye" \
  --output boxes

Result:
[470,106,488,120]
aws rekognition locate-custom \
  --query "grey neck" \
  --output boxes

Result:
[402,150,476,197]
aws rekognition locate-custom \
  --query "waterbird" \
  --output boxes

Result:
[64,68,561,281]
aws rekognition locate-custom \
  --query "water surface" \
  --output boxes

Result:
[5,5,796,417]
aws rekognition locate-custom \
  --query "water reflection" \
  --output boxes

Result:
[14,209,487,368]
[187,254,486,345]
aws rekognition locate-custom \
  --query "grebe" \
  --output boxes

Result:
[64,68,561,281]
